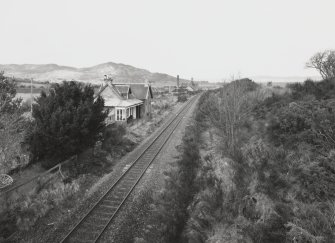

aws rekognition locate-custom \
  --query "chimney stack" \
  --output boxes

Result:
[177,75,180,88]
[144,79,150,87]
[104,75,113,85]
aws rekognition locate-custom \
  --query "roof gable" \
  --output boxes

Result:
[114,84,131,99]
[129,84,153,100]
[99,85,123,100]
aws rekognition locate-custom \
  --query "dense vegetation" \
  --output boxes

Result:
[147,77,335,243]
[25,81,107,167]
[202,78,335,242]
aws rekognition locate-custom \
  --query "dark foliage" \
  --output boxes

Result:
[25,81,107,167]
[288,78,335,100]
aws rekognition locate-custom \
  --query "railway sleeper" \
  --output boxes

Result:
[101,199,122,207]
[115,186,132,192]
[124,176,139,181]
[70,229,100,242]
[99,204,119,211]
[94,210,115,217]
[105,194,124,201]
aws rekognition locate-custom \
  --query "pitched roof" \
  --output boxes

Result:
[94,84,108,98]
[114,84,130,98]
[129,84,153,100]
[94,83,124,100]
[104,98,143,108]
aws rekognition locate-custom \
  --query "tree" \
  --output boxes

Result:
[306,50,335,80]
[25,81,107,166]
[0,71,22,113]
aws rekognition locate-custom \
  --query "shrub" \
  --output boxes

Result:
[102,123,126,150]
[293,151,335,202]
[0,175,81,240]
[285,201,335,242]
[267,99,335,151]
[14,178,80,231]
[177,94,187,102]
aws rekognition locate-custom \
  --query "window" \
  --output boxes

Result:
[117,109,120,120]
[116,108,126,121]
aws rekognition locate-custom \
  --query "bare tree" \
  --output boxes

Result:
[200,79,264,154]
[306,50,335,80]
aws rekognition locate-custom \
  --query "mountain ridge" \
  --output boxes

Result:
[0,62,189,85]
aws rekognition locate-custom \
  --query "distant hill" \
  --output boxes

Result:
[0,62,190,86]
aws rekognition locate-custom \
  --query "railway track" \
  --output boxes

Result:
[59,94,199,243]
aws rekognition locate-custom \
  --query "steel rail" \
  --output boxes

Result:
[59,95,198,243]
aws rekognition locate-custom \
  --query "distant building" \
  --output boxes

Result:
[171,87,188,95]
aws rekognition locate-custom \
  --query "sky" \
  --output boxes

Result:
[1,0,334,81]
